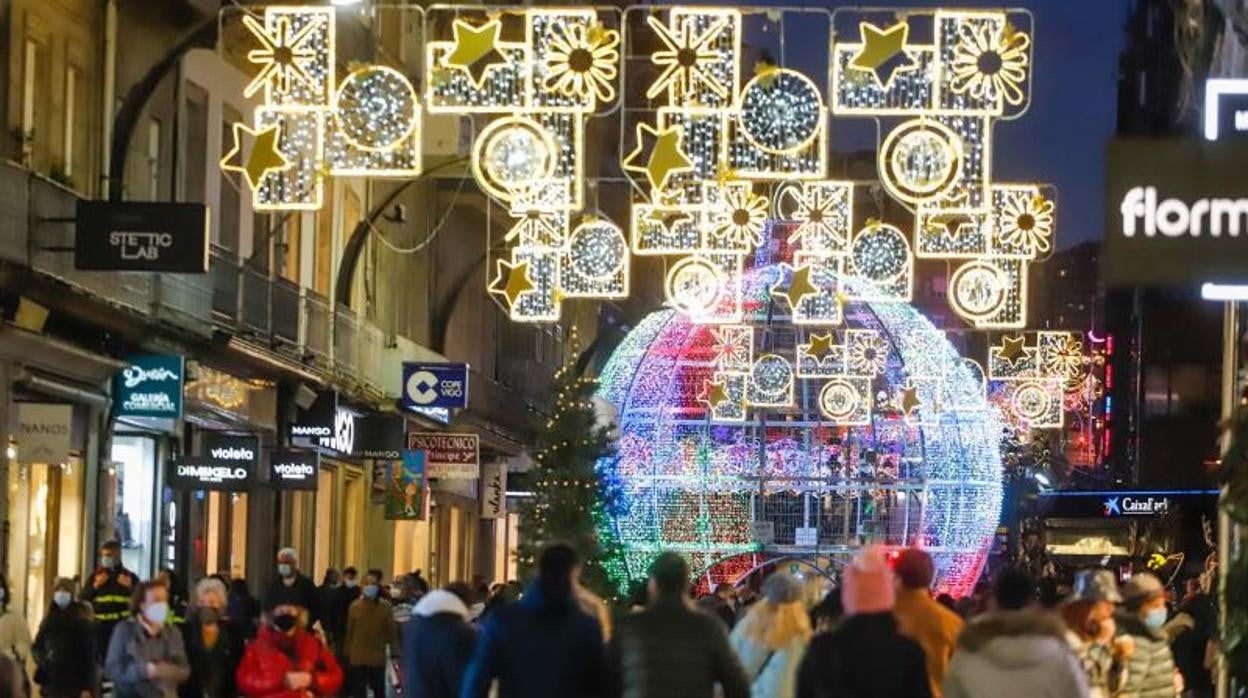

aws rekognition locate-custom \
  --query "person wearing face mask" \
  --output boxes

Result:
[82,539,139,662]
[236,604,343,698]
[179,578,244,698]
[33,578,96,698]
[263,548,320,633]
[344,573,398,698]
[326,567,361,662]
[1116,573,1181,698]
[105,579,191,698]
[1061,570,1129,698]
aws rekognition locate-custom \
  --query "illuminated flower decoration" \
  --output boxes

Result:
[542,22,621,106]
[242,14,324,98]
[847,333,888,375]
[999,192,1054,253]
[1043,333,1085,382]
[788,186,847,247]
[711,186,768,249]
[646,16,731,101]
[947,22,1030,107]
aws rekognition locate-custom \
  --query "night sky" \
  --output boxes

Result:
[744,0,1132,249]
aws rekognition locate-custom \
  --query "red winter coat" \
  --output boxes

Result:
[236,625,343,697]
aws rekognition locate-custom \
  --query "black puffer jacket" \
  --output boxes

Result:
[797,612,931,698]
[609,595,750,698]
[33,602,97,695]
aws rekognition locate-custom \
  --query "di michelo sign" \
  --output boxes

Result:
[1104,138,1248,287]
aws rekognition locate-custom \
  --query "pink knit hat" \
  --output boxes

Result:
[841,546,896,615]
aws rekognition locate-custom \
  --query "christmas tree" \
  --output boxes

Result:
[517,329,623,600]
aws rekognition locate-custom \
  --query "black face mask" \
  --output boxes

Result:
[273,614,297,632]
[198,607,221,625]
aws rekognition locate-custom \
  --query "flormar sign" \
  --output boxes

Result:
[1104,138,1248,287]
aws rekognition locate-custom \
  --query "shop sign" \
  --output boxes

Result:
[202,433,259,467]
[75,201,210,273]
[407,432,479,479]
[401,362,469,409]
[115,354,184,418]
[1104,138,1248,287]
[289,392,355,454]
[384,450,428,520]
[16,403,72,465]
[268,450,319,491]
[351,414,405,459]
[1036,489,1218,519]
[480,462,507,519]
[168,456,252,491]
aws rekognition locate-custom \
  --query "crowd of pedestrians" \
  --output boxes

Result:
[0,536,1217,698]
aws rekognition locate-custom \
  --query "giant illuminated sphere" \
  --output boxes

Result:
[594,264,1003,597]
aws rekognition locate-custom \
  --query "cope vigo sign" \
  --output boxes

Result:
[1104,138,1248,287]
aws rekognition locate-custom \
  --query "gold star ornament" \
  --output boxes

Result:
[443,18,508,88]
[488,259,535,307]
[622,122,694,193]
[220,122,290,190]
[898,384,922,417]
[850,21,917,89]
[699,379,730,410]
[997,335,1028,365]
[804,333,837,363]
[773,264,820,310]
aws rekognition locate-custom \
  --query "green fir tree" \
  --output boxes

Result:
[517,330,622,600]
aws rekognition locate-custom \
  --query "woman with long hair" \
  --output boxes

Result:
[730,574,812,698]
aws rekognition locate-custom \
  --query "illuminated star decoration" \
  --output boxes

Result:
[772,264,820,310]
[242,14,323,98]
[622,123,694,192]
[698,379,729,410]
[646,15,731,100]
[997,335,1028,365]
[850,21,917,89]
[803,333,837,363]
[647,207,692,233]
[898,384,922,417]
[220,123,290,190]
[442,18,508,88]
[928,212,975,241]
[488,259,535,307]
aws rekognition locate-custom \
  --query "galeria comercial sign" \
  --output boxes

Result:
[1104,138,1248,287]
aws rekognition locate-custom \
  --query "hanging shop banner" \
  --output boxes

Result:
[406,432,479,479]
[289,392,355,454]
[168,456,252,491]
[115,354,184,418]
[16,403,72,465]
[268,450,320,491]
[1104,138,1248,287]
[401,362,469,409]
[202,433,259,468]
[75,201,210,273]
[384,450,428,520]
[480,462,507,519]
[351,414,405,459]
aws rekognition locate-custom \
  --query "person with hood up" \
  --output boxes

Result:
[401,583,478,698]
[730,572,811,698]
[33,578,96,698]
[796,546,930,698]
[1061,569,1128,698]
[942,567,1089,698]
[1115,572,1181,698]
[610,552,749,698]
[235,604,342,698]
[460,542,607,698]
[892,548,964,698]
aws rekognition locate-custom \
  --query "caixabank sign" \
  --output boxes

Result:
[1104,138,1248,287]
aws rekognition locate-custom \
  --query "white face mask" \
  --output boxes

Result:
[143,601,169,626]
[52,591,72,609]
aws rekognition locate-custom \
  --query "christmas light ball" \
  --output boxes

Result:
[336,66,418,151]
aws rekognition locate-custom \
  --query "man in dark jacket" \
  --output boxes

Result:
[460,543,608,698]
[81,539,139,661]
[262,547,320,630]
[403,583,478,698]
[325,567,360,659]
[797,546,930,698]
[609,552,750,698]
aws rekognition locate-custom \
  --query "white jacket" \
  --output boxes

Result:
[944,609,1090,698]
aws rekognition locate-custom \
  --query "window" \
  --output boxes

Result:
[344,188,363,311]
[314,191,335,296]
[183,82,209,204]
[343,474,363,568]
[109,436,159,577]
[1144,363,1218,416]
[219,106,243,252]
[63,67,77,177]
[279,216,301,282]
[314,469,335,575]
[147,119,162,199]
[21,39,39,164]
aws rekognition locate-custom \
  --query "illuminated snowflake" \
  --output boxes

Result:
[948,22,1030,106]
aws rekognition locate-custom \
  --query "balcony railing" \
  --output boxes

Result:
[0,161,390,394]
